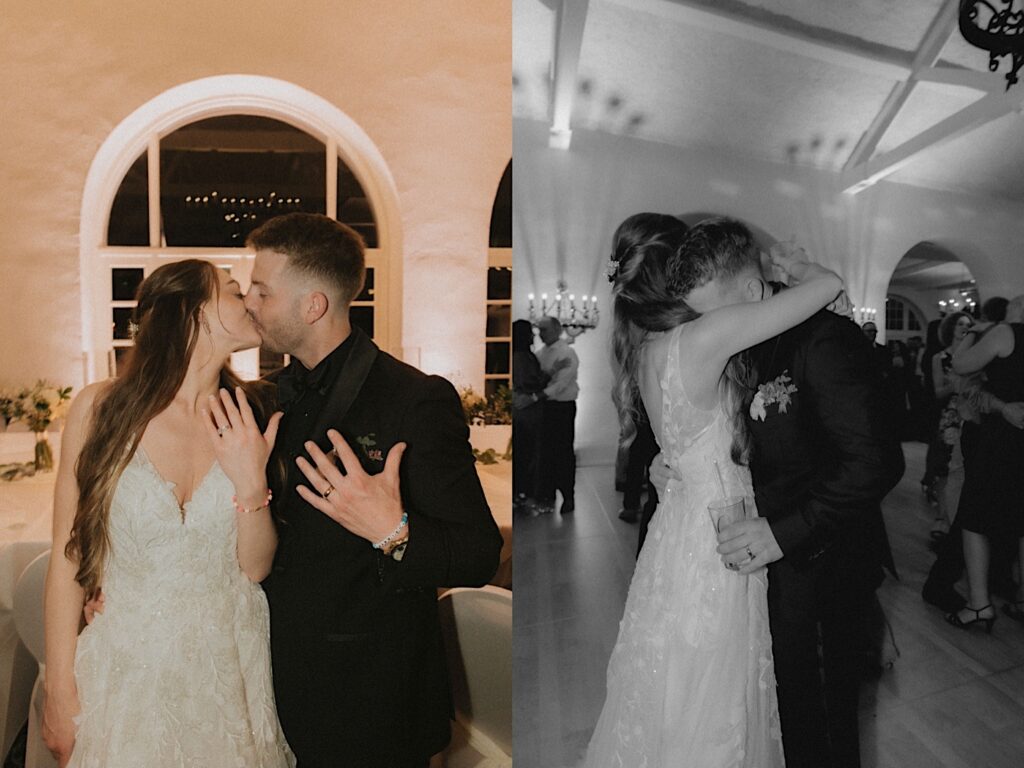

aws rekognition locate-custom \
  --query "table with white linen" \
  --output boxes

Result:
[476,460,512,589]
[0,434,57,758]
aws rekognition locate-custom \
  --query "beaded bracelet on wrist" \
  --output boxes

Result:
[373,512,409,550]
[233,489,273,514]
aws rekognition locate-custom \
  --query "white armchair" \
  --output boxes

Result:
[13,550,56,768]
[436,585,512,768]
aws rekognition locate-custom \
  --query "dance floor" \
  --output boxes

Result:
[514,442,1024,768]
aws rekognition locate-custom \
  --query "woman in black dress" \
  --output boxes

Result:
[947,297,1024,630]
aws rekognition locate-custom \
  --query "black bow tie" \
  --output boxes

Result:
[276,361,329,410]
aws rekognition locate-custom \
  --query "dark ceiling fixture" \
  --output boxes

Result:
[958,0,1024,90]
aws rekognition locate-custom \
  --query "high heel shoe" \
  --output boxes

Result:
[946,604,996,633]
[1002,600,1024,625]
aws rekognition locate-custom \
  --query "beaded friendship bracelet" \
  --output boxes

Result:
[373,512,409,550]
[232,489,273,514]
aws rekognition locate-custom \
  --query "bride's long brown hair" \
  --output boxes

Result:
[610,215,759,464]
[67,260,270,598]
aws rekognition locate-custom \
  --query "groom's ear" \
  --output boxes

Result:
[303,291,330,324]
[742,277,764,303]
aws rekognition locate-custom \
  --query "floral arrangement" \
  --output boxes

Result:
[3,381,73,432]
[0,381,73,476]
[749,372,798,422]
[459,385,512,426]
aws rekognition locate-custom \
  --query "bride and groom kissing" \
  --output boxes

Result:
[43,213,503,767]
[584,215,904,767]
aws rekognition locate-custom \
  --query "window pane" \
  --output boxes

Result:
[259,348,286,378]
[489,162,511,248]
[107,153,149,246]
[486,305,511,337]
[111,268,144,301]
[908,311,922,331]
[885,299,904,331]
[355,267,375,303]
[485,341,510,375]
[112,308,135,340]
[161,115,326,247]
[350,306,375,339]
[113,346,132,374]
[337,158,378,248]
[487,267,511,300]
[485,378,510,399]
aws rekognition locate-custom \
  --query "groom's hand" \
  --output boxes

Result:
[717,518,783,574]
[295,430,408,545]
[647,452,681,499]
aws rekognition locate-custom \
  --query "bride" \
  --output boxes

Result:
[583,215,842,766]
[43,259,294,767]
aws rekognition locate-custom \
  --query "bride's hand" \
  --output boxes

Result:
[826,289,854,320]
[203,387,283,507]
[768,240,813,283]
[42,682,80,767]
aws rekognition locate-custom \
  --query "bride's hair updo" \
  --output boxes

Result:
[609,213,692,448]
[68,260,271,598]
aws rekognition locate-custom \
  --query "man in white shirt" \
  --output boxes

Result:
[535,316,580,514]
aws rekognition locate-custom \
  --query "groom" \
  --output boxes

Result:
[245,213,503,767]
[711,226,904,768]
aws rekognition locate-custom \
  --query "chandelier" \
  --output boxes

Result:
[853,306,878,325]
[528,281,599,342]
[959,0,1024,90]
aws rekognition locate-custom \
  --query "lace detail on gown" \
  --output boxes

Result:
[583,325,784,768]
[68,448,295,768]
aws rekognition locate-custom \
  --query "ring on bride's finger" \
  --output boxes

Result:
[727,562,740,571]
[322,485,334,499]
[217,426,231,437]
[745,545,754,560]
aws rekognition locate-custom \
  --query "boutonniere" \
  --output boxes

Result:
[355,433,384,462]
[749,371,798,422]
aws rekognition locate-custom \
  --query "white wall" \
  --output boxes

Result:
[0,1,510,394]
[513,118,1024,464]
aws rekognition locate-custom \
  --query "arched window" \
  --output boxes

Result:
[885,295,926,342]
[485,161,512,397]
[80,76,402,384]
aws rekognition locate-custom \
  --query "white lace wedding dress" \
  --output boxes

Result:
[583,326,784,767]
[69,447,295,767]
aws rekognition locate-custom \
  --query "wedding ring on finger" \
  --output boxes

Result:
[321,485,335,500]
[745,545,754,561]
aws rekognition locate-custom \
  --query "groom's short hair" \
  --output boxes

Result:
[668,217,760,297]
[247,213,366,305]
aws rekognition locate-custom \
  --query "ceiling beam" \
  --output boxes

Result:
[610,0,919,80]
[932,280,977,290]
[842,87,1024,194]
[917,65,1004,93]
[891,260,952,280]
[843,0,959,171]
[549,0,590,149]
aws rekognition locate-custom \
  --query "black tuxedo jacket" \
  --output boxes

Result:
[746,310,903,581]
[262,328,502,767]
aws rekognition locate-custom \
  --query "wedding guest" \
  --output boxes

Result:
[947,296,1024,631]
[920,318,945,503]
[512,318,547,512]
[535,316,579,515]
[928,312,973,539]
